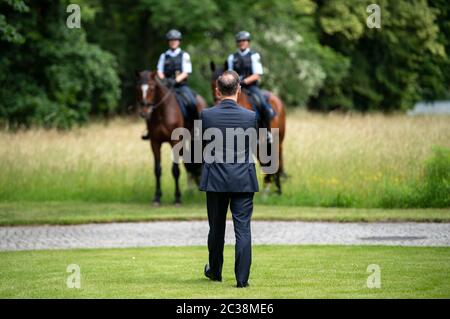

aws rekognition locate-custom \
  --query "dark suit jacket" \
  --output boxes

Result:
[199,99,259,193]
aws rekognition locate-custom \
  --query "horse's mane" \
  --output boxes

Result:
[138,70,152,84]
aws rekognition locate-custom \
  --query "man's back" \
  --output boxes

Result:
[199,99,259,193]
[201,70,257,288]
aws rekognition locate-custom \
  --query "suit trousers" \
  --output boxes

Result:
[206,191,254,284]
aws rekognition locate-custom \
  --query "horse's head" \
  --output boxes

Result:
[210,61,228,104]
[135,70,159,120]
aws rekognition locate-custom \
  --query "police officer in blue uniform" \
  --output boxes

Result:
[157,29,197,120]
[227,31,275,135]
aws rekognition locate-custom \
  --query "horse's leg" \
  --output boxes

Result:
[151,141,162,205]
[275,171,282,195]
[172,162,181,205]
[170,138,183,204]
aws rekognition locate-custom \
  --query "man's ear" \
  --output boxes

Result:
[215,87,222,99]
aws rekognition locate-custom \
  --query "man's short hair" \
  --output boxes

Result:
[217,70,240,96]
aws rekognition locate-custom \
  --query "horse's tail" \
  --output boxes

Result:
[184,162,202,177]
[183,137,202,185]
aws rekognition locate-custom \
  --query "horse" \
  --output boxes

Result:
[210,62,286,194]
[136,70,207,205]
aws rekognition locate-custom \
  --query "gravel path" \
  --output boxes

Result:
[1,221,449,251]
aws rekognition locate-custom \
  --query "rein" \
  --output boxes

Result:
[149,86,173,110]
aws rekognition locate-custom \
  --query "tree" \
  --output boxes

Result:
[0,0,120,128]
[0,0,28,43]
[2,0,448,127]
[314,0,446,111]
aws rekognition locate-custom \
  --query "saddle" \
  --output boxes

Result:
[174,88,198,123]
[162,78,198,123]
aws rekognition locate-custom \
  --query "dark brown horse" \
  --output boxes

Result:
[210,62,286,194]
[136,70,207,205]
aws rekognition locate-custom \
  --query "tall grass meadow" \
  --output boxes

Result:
[0,111,449,208]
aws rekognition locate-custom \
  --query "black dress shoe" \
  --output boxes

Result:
[204,264,222,282]
[236,282,249,288]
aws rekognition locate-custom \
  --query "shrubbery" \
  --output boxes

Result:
[0,0,120,129]
[109,0,448,110]
[1,0,449,127]
[419,147,450,207]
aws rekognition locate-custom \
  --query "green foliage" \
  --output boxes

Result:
[1,0,449,127]
[315,0,447,111]
[83,0,350,107]
[0,0,29,43]
[0,0,120,128]
[420,146,450,207]
[420,0,450,100]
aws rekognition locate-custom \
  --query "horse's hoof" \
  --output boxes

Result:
[174,201,181,207]
[152,201,161,207]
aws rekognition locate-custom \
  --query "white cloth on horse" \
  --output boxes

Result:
[156,48,192,74]
[227,48,263,75]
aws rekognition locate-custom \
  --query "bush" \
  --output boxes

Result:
[0,0,121,129]
[418,146,450,207]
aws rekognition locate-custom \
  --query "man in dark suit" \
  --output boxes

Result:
[199,70,259,288]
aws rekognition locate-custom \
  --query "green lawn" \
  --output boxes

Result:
[0,202,450,225]
[0,245,449,298]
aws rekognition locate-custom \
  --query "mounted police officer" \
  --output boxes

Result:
[142,29,196,140]
[157,29,197,120]
[227,31,275,136]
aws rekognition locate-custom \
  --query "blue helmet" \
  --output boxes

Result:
[166,29,182,41]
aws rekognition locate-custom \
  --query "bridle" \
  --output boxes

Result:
[140,79,174,118]
[146,88,173,109]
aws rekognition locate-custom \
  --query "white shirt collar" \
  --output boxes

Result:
[237,48,251,56]
[166,48,181,57]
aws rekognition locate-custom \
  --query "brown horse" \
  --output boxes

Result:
[210,62,286,194]
[136,70,207,205]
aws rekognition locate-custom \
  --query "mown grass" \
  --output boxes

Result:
[1,245,449,298]
[0,201,449,225]
[0,111,449,208]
